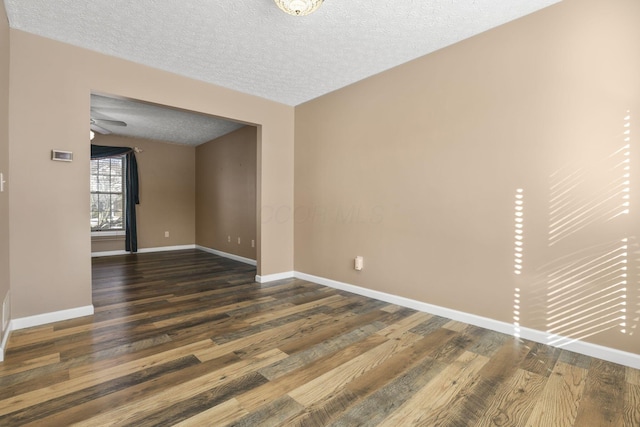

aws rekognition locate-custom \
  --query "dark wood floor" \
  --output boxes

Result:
[0,249,638,426]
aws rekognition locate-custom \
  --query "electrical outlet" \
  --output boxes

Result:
[237,237,241,244]
[251,240,255,248]
[0,172,5,192]
[227,236,231,243]
[164,231,169,238]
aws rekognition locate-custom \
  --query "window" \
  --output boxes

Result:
[90,156,125,231]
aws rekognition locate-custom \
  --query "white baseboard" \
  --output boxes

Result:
[11,305,95,331]
[91,250,129,257]
[195,245,257,266]
[92,244,196,257]
[294,271,640,370]
[256,271,295,283]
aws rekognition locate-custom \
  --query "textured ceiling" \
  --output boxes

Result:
[5,0,560,107]
[5,0,560,145]
[91,94,246,146]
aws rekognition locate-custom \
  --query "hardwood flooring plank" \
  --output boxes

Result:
[323,293,368,310]
[375,311,432,339]
[193,314,331,362]
[93,294,173,313]
[288,330,423,407]
[327,296,388,315]
[229,395,305,427]
[0,365,70,400]
[526,361,588,427]
[345,331,464,399]
[347,298,389,314]
[408,314,453,336]
[242,294,342,325]
[624,382,640,427]
[26,352,242,427]
[212,307,332,351]
[328,356,448,427]
[4,326,54,348]
[149,300,262,329]
[467,329,510,357]
[275,309,392,356]
[426,326,479,362]
[324,328,477,425]
[573,359,626,426]
[173,398,248,427]
[435,337,533,426]
[376,351,489,426]
[627,367,640,386]
[0,355,201,426]
[238,332,387,412]
[3,341,58,364]
[63,334,171,367]
[0,352,60,376]
[73,349,287,427]
[258,323,385,381]
[380,304,403,313]
[66,334,175,377]
[557,350,593,370]
[124,371,269,427]
[474,368,547,427]
[161,313,251,345]
[0,339,217,416]
[222,286,329,322]
[520,342,562,377]
[285,388,359,427]
[443,319,469,332]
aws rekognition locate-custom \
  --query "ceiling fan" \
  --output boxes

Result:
[90,117,127,135]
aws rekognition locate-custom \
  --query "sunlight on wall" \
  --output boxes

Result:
[543,111,633,346]
[514,189,524,275]
[545,239,628,346]
[547,112,631,246]
[513,111,637,346]
[512,188,524,338]
[513,287,521,338]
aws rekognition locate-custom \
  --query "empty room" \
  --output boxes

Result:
[0,0,639,425]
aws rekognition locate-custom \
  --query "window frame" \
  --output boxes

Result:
[90,155,126,233]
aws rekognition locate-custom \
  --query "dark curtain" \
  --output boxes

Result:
[91,144,140,252]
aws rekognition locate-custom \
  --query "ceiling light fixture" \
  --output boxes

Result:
[274,0,323,16]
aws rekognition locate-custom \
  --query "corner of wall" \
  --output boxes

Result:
[0,290,11,362]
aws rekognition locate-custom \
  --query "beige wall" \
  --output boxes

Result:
[196,126,257,260]
[91,134,196,253]
[295,0,640,354]
[0,1,9,332]
[8,30,293,319]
